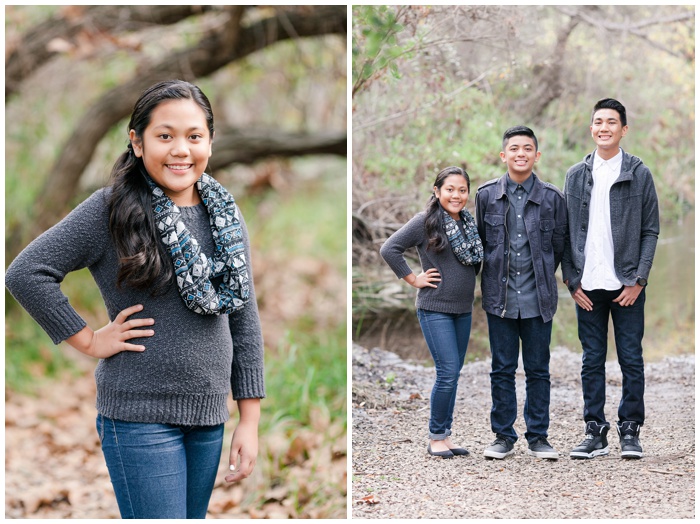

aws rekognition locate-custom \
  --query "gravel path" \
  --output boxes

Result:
[351,343,695,519]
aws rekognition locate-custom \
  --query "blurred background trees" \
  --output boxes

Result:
[5,5,346,518]
[352,5,694,362]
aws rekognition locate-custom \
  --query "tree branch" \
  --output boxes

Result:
[209,128,346,169]
[6,5,216,99]
[556,7,694,32]
[555,7,694,60]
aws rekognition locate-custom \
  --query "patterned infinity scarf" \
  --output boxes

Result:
[147,173,250,315]
[442,208,483,266]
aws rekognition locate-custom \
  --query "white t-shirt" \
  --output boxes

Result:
[581,149,623,291]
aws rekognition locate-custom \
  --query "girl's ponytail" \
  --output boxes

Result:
[424,192,447,252]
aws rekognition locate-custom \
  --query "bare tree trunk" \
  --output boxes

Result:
[520,17,579,121]
[30,6,346,239]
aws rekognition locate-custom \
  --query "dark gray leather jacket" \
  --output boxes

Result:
[475,173,567,323]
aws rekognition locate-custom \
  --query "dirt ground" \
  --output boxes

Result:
[351,343,695,519]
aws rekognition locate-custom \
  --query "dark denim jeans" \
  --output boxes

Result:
[416,309,472,440]
[486,313,552,442]
[576,287,646,427]
[97,415,225,519]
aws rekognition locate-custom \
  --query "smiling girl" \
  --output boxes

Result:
[379,166,483,458]
[6,80,264,518]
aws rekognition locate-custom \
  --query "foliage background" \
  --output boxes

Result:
[352,5,694,362]
[5,5,346,519]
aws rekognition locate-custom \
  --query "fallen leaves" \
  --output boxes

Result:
[6,369,348,519]
[5,372,120,519]
[357,494,380,505]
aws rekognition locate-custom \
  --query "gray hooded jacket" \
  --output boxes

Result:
[561,148,660,292]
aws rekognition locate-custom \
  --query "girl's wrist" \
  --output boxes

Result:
[236,398,261,425]
[66,326,97,357]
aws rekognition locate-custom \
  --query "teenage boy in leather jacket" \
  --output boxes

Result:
[475,125,566,460]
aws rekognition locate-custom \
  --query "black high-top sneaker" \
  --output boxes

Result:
[570,421,610,459]
[617,421,643,459]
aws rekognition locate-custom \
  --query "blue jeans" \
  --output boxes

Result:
[96,415,225,519]
[576,287,646,427]
[416,309,472,440]
[486,313,552,442]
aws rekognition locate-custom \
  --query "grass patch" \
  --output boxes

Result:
[262,323,347,434]
[5,299,80,392]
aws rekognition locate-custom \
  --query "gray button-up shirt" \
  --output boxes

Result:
[505,174,540,319]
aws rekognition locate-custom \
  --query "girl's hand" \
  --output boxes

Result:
[66,304,154,358]
[225,419,259,483]
[405,268,441,288]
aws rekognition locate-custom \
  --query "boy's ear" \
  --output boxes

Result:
[499,151,507,163]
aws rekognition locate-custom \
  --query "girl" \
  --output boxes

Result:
[379,166,482,459]
[5,80,265,518]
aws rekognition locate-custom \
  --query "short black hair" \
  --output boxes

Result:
[502,125,538,152]
[591,98,627,127]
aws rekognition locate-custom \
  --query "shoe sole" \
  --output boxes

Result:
[570,447,610,459]
[427,445,454,459]
[621,451,643,459]
[528,449,559,460]
[484,449,515,459]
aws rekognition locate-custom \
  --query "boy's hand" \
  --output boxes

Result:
[570,284,593,311]
[613,284,643,307]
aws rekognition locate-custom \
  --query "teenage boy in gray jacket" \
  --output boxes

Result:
[562,98,660,460]
[475,125,566,460]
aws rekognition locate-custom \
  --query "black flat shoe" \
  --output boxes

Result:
[448,446,470,456]
[428,443,454,459]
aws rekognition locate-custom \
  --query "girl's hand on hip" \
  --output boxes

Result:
[66,304,154,358]
[409,268,441,288]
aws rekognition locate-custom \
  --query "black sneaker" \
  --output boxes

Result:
[617,421,643,459]
[570,421,610,459]
[484,436,515,459]
[527,437,559,459]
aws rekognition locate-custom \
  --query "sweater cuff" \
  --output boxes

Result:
[36,306,86,345]
[231,365,266,399]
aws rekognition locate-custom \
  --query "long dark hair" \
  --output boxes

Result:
[108,79,215,292]
[424,166,470,252]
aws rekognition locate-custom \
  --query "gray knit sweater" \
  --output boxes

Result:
[380,212,477,314]
[5,187,265,426]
